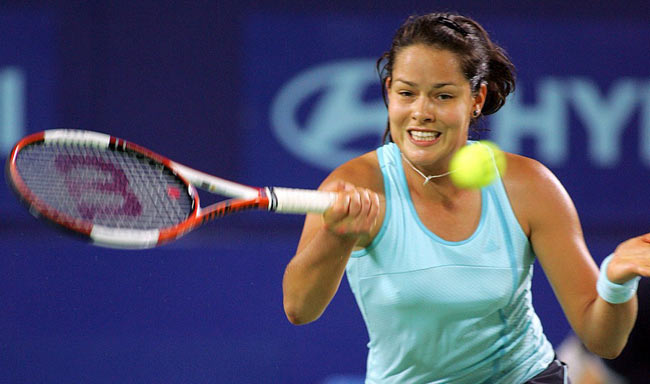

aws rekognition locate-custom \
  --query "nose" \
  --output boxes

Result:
[412,97,435,123]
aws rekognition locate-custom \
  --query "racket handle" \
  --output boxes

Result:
[268,187,337,214]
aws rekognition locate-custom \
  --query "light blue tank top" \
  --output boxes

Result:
[346,142,555,383]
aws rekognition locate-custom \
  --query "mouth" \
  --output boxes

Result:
[407,129,442,144]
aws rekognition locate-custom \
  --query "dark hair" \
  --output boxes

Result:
[377,12,516,142]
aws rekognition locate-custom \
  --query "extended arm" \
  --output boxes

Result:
[282,156,383,325]
[508,155,641,359]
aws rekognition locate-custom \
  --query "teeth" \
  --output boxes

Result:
[410,131,440,141]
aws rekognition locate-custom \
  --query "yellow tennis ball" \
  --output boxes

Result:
[449,141,506,189]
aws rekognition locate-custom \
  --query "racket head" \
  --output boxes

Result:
[6,129,201,249]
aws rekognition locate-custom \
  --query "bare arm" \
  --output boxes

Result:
[282,155,383,325]
[506,154,641,359]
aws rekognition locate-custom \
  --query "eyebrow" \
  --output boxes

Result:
[393,79,458,89]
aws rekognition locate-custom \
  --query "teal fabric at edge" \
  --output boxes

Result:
[346,142,555,383]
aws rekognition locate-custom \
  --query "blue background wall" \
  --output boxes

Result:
[1,1,649,383]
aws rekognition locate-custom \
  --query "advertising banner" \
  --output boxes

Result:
[243,13,650,229]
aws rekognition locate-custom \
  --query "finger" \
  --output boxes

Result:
[358,188,372,218]
[347,189,362,218]
[321,179,347,193]
[354,189,373,233]
[341,181,357,193]
[323,191,350,223]
[334,191,351,218]
[367,190,381,230]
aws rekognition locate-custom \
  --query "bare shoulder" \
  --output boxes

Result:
[321,150,384,194]
[502,152,562,194]
[501,152,576,236]
[304,149,385,250]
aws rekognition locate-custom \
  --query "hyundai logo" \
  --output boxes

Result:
[270,59,386,170]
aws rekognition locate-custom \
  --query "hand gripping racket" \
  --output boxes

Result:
[6,129,336,249]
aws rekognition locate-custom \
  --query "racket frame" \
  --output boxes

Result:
[6,129,276,248]
[8,129,336,248]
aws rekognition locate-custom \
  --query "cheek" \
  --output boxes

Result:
[387,99,409,121]
[448,108,471,138]
[442,103,471,124]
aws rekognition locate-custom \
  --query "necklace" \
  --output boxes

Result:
[401,153,456,186]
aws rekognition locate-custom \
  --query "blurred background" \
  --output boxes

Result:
[1,1,648,383]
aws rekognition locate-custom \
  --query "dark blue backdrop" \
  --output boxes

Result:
[1,1,649,383]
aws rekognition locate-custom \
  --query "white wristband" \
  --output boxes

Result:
[596,254,640,304]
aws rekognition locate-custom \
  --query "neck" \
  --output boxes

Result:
[401,154,474,211]
[401,153,456,186]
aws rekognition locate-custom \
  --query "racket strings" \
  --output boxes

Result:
[14,141,194,230]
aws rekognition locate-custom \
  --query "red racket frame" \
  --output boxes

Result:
[6,130,285,248]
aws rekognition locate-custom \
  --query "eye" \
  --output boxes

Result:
[437,94,454,100]
[398,90,414,97]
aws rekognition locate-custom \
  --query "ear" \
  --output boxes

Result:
[473,83,488,111]
[384,77,393,106]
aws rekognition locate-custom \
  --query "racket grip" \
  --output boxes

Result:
[268,187,337,214]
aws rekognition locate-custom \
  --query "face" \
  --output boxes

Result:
[386,44,486,172]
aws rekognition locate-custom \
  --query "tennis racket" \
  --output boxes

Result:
[6,129,336,249]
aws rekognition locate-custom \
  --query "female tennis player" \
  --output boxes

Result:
[282,12,649,383]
